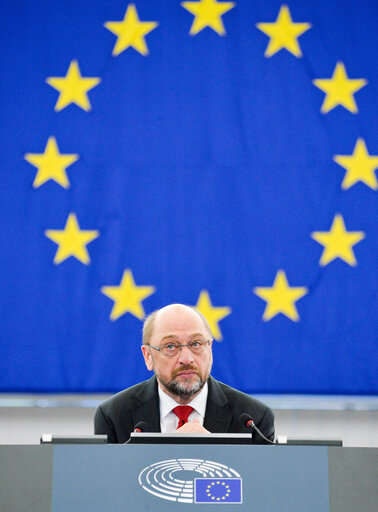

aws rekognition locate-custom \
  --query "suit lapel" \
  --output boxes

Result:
[130,375,232,434]
[203,377,232,433]
[132,375,161,432]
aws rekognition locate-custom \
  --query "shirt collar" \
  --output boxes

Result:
[158,380,208,420]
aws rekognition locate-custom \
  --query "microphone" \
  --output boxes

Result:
[124,421,149,444]
[133,421,148,433]
[239,413,275,445]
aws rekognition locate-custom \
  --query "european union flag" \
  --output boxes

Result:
[195,478,242,504]
[0,1,377,394]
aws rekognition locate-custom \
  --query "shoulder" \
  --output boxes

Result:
[96,377,156,416]
[209,377,273,421]
[94,376,158,443]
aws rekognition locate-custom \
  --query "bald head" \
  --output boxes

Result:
[142,304,212,346]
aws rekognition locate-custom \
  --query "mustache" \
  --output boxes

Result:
[171,365,199,379]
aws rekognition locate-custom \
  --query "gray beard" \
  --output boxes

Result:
[164,376,205,400]
[156,372,207,401]
[151,356,213,402]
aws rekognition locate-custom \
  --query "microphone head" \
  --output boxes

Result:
[133,421,148,433]
[239,413,275,445]
[239,413,254,429]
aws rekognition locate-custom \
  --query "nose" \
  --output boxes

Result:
[177,345,194,365]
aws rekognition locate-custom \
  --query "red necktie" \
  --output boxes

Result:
[172,406,194,429]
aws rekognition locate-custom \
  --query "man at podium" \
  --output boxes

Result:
[94,303,274,443]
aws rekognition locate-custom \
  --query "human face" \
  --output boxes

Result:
[141,305,213,403]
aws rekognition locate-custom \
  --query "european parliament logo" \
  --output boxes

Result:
[195,478,242,504]
[138,458,242,504]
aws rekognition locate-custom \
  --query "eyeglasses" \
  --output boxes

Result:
[145,339,212,358]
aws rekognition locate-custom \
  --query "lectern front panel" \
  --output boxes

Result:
[52,445,330,511]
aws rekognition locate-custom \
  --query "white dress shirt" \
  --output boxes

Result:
[158,381,208,432]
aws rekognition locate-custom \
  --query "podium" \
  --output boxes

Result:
[0,444,377,512]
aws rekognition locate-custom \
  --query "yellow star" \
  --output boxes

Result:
[312,62,367,114]
[254,270,308,322]
[104,4,158,56]
[195,290,231,341]
[24,137,78,189]
[334,138,378,191]
[45,213,99,265]
[46,60,101,112]
[256,5,311,58]
[311,214,365,266]
[181,0,235,36]
[101,269,155,321]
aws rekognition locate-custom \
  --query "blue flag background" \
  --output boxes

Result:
[0,0,377,393]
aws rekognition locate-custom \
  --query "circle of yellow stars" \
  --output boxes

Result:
[23,2,375,331]
[206,481,231,501]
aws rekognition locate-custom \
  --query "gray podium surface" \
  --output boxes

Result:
[0,445,377,512]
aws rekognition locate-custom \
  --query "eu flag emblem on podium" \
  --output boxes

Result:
[195,478,242,504]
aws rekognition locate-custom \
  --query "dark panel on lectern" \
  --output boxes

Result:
[328,447,378,512]
[0,446,52,512]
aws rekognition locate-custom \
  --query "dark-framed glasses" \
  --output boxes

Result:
[145,339,212,357]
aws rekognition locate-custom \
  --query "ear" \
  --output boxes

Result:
[141,345,154,371]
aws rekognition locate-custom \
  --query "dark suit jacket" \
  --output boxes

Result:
[94,376,275,444]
